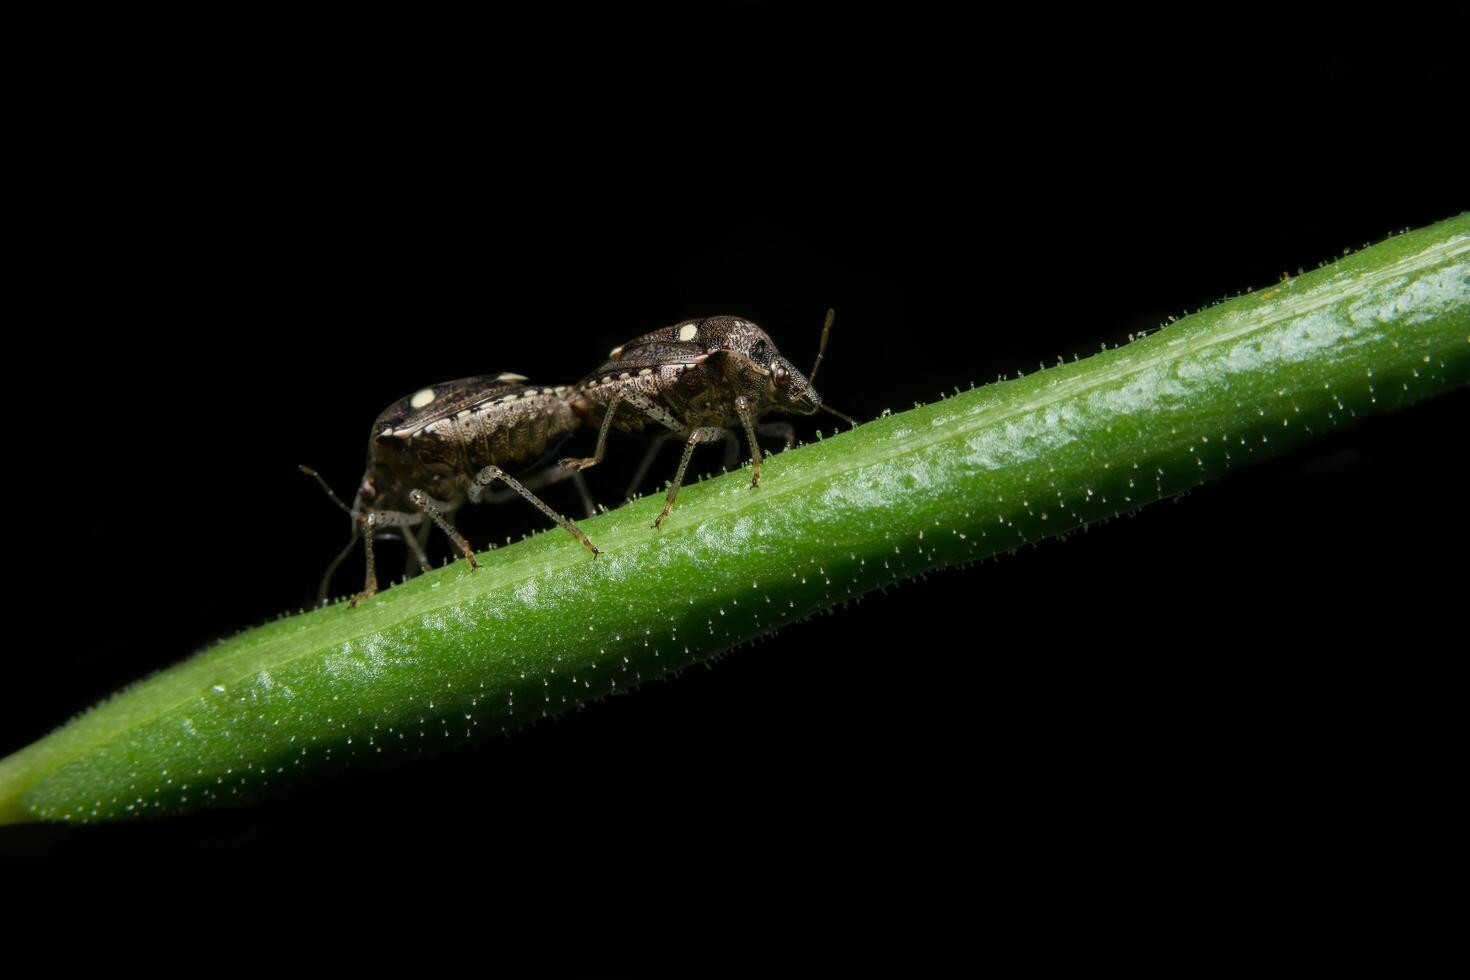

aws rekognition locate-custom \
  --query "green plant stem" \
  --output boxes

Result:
[3,216,1467,825]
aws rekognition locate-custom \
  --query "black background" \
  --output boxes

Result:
[3,5,1465,947]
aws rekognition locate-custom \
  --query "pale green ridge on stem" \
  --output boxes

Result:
[2,215,1466,825]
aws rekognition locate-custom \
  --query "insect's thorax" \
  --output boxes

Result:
[573,361,770,433]
[364,381,578,512]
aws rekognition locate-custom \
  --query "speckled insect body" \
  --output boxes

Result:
[564,312,840,527]
[365,374,574,511]
[305,373,598,606]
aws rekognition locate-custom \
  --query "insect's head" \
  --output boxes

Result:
[701,316,822,415]
[766,351,821,414]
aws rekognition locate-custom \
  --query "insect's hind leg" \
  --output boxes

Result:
[469,466,600,556]
[408,491,478,570]
[475,462,597,518]
[560,392,623,472]
[562,390,682,473]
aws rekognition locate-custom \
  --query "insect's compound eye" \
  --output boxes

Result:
[772,364,789,386]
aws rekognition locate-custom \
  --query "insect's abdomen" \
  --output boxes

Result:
[459,387,579,471]
[366,379,579,511]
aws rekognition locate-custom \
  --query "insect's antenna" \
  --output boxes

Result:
[317,524,362,605]
[818,402,858,427]
[807,309,855,427]
[299,465,355,517]
[808,308,835,388]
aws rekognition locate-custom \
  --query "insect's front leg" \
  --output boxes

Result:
[654,427,727,529]
[352,509,424,606]
[734,395,762,489]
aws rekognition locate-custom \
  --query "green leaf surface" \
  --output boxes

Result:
[3,214,1466,824]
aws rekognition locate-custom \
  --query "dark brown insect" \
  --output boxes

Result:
[563,311,849,527]
[304,373,599,606]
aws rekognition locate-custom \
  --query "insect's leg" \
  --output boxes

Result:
[623,431,681,500]
[572,472,596,519]
[654,427,727,529]
[561,393,622,471]
[356,523,378,606]
[477,462,582,503]
[408,491,478,570]
[475,464,599,519]
[317,524,362,606]
[757,421,796,451]
[567,390,684,474]
[718,429,740,472]
[734,396,763,488]
[402,520,433,577]
[469,466,600,556]
[352,510,423,606]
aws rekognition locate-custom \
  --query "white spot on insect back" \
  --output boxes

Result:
[496,372,529,383]
[410,387,436,409]
[677,324,699,342]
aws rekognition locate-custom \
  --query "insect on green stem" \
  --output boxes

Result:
[1,214,1466,825]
